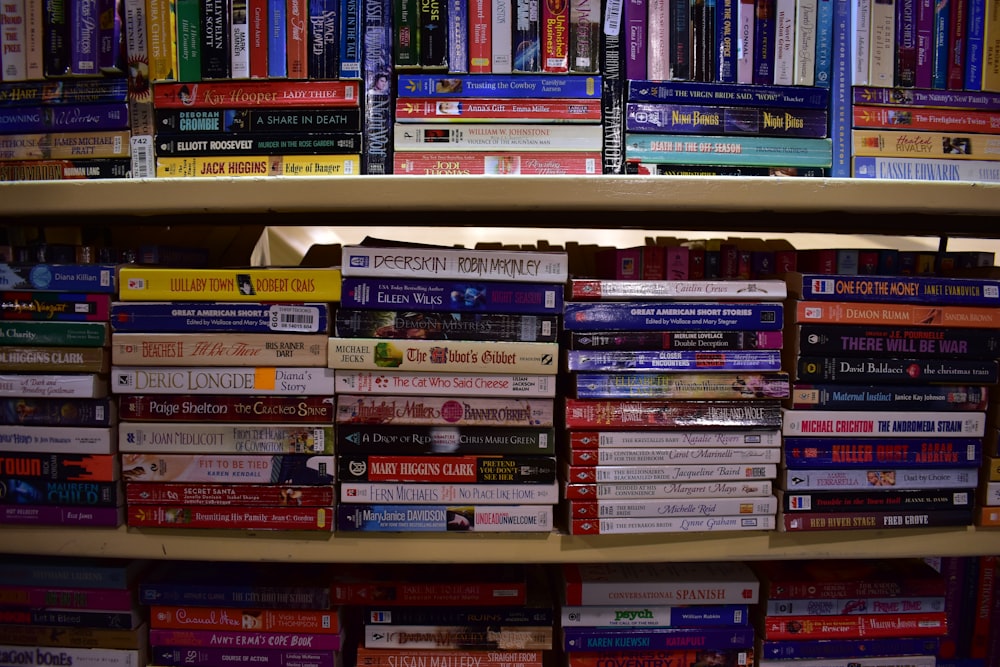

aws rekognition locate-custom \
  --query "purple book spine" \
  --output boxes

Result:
[98,0,124,73]
[914,0,934,87]
[625,0,647,79]
[340,278,563,314]
[566,349,782,371]
[0,103,130,134]
[149,629,343,651]
[625,103,828,137]
[70,0,100,75]
[0,504,122,526]
[563,626,754,651]
[760,637,941,659]
[152,647,338,667]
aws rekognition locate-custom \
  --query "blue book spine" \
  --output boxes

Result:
[931,0,949,88]
[626,80,830,108]
[759,637,940,659]
[753,0,776,83]
[267,0,288,77]
[362,0,393,174]
[0,557,140,588]
[851,156,1000,182]
[0,103,130,134]
[70,0,100,75]
[397,74,603,97]
[0,479,120,506]
[563,301,784,331]
[963,0,984,90]
[449,0,469,71]
[625,133,833,167]
[625,103,829,137]
[109,302,331,333]
[0,263,117,293]
[337,504,553,531]
[828,0,850,176]
[339,0,361,77]
[0,398,115,426]
[512,0,540,72]
[814,0,833,86]
[563,626,755,651]
[790,273,1000,306]
[308,0,339,79]
[0,78,130,105]
[791,384,989,410]
[717,0,738,81]
[566,349,783,371]
[782,437,983,467]
[341,278,563,313]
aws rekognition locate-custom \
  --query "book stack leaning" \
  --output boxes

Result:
[331,240,565,532]
[111,265,341,531]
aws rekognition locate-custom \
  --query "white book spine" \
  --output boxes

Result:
[0,0,27,81]
[793,0,817,84]
[573,446,781,465]
[773,0,797,84]
[492,0,513,72]
[393,123,603,151]
[852,0,871,84]
[569,463,778,482]
[335,370,557,396]
[567,480,775,499]
[23,0,42,79]
[781,467,979,490]
[737,0,756,82]
[782,409,986,437]
[867,0,895,85]
[118,423,334,453]
[572,429,783,447]
[0,645,143,667]
[110,366,337,395]
[340,245,569,282]
[571,513,777,534]
[0,425,116,454]
[111,333,330,366]
[569,495,779,517]
[0,372,107,398]
[646,0,670,79]
[231,0,251,78]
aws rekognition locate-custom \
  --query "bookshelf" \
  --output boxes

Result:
[2,175,1000,564]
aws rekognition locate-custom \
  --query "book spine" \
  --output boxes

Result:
[422,0,449,68]
[110,332,329,366]
[0,425,115,454]
[0,452,117,482]
[569,0,599,71]
[363,0,392,173]
[932,0,950,87]
[784,409,986,437]
[336,370,555,397]
[964,0,986,88]
[339,278,561,314]
[148,629,341,649]
[340,0,360,76]
[336,394,555,426]
[174,0,201,80]
[362,625,552,649]
[128,482,333,505]
[341,246,568,281]
[851,105,1000,131]
[566,398,781,428]
[568,651,749,667]
[783,510,974,532]
[336,423,553,456]
[772,0,795,84]
[287,0,308,77]
[248,0,267,76]
[794,323,1000,357]
[868,0,896,84]
[449,0,469,71]
[813,0,833,85]
[0,624,144,649]
[560,604,749,627]
[335,309,557,342]
[737,0,755,80]
[794,299,1000,328]
[790,384,989,410]
[782,488,974,512]
[541,0,569,71]
[0,396,114,426]
[946,0,967,88]
[646,0,669,79]
[566,349,782,371]
[570,514,776,534]
[155,132,362,156]
[828,0,850,175]
[357,649,542,667]
[568,495,777,517]
[624,103,829,136]
[0,585,134,609]
[110,302,329,334]
[492,0,513,71]
[0,505,123,527]
[565,479,774,498]
[308,0,339,79]
[118,423,334,454]
[266,0,287,76]
[717,0,737,80]
[338,453,557,483]
[155,153,359,177]
[366,606,553,625]
[0,103,130,134]
[565,462,778,483]
[337,504,555,531]
[793,0,818,84]
[152,648,335,667]
[625,0,646,78]
[691,0,716,81]
[328,338,557,373]
[794,356,998,385]
[42,0,70,76]
[111,366,335,395]
[669,0,691,77]
[781,467,978,490]
[146,0,176,80]
[563,301,784,331]
[129,505,334,530]
[1,0,28,80]
[758,637,941,659]
[397,73,602,97]
[574,371,788,399]
[122,454,334,485]
[569,428,782,447]
[393,122,602,150]
[229,0,250,78]
[201,0,230,78]
[69,0,100,75]
[469,0,491,71]
[341,481,560,503]
[782,437,982,466]
[984,0,1000,91]
[0,479,120,506]
[753,0,775,83]
[625,134,833,167]
[0,345,109,372]
[117,267,342,302]
[0,263,117,293]
[568,446,780,465]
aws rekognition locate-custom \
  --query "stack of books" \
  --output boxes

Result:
[752,558,947,666]
[331,241,565,532]
[110,265,340,531]
[0,555,150,663]
[140,560,344,667]
[561,276,787,535]
[558,562,759,664]
[0,259,119,527]
[779,271,999,532]
[392,73,604,174]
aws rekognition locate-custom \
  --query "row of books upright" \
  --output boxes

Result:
[1,555,1000,667]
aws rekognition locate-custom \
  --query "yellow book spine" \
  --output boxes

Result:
[146,0,177,81]
[155,154,361,177]
[852,130,1000,160]
[985,0,1000,91]
[117,267,343,301]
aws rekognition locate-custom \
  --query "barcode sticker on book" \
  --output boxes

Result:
[130,135,154,179]
[269,305,321,332]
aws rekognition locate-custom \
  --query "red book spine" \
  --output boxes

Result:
[469,0,492,72]
[542,0,569,71]
[970,555,997,658]
[249,0,269,77]
[762,611,948,640]
[286,0,309,78]
[150,605,341,633]
[946,0,967,90]
[127,505,334,530]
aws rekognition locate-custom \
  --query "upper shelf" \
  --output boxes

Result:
[2,177,999,235]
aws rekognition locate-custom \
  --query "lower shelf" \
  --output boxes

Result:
[1,525,997,562]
